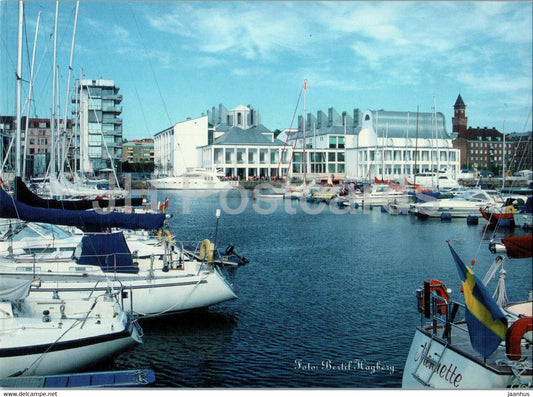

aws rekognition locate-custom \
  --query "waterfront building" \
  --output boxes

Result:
[453,127,510,172]
[454,127,530,174]
[154,104,289,179]
[154,115,209,176]
[0,116,71,178]
[74,79,123,175]
[507,131,532,172]
[280,108,361,180]
[122,139,154,164]
[345,109,460,182]
[452,94,468,136]
[450,95,519,174]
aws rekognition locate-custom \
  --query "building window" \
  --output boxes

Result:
[260,149,268,164]
[237,149,245,164]
[225,148,234,164]
[270,150,279,164]
[248,149,257,164]
[88,146,101,158]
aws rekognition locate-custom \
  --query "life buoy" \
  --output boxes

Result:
[505,206,515,214]
[199,239,214,264]
[505,316,533,361]
[417,279,450,316]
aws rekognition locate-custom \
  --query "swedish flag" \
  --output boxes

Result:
[447,242,508,359]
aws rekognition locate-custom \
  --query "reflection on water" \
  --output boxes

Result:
[97,190,532,387]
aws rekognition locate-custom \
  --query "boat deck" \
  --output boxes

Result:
[419,322,532,375]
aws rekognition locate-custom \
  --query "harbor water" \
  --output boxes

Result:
[102,189,532,388]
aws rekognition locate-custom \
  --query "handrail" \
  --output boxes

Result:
[427,292,469,344]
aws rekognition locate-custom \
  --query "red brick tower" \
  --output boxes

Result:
[452,94,467,137]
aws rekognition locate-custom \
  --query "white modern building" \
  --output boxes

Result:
[200,124,289,180]
[154,104,289,179]
[345,109,460,182]
[154,115,209,176]
[280,108,361,179]
[154,104,460,185]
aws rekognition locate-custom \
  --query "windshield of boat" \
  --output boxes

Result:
[9,223,72,241]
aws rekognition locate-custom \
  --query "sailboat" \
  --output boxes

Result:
[402,235,532,388]
[0,186,237,318]
[0,278,142,378]
[268,80,314,201]
[14,176,143,210]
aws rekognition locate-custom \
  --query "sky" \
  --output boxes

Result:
[1,1,532,141]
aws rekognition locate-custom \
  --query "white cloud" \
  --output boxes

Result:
[146,3,308,61]
[456,71,531,94]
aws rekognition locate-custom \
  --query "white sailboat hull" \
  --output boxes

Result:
[402,327,532,388]
[0,301,141,378]
[1,330,138,378]
[0,269,237,318]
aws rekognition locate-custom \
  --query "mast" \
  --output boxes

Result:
[22,11,41,180]
[414,106,419,186]
[434,97,439,187]
[302,79,307,184]
[15,0,23,178]
[502,104,506,191]
[61,1,79,177]
[50,1,59,176]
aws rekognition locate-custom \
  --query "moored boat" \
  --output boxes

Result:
[0,186,237,318]
[0,232,237,318]
[402,237,532,388]
[0,278,142,378]
[149,168,237,190]
[411,188,502,218]
[0,369,156,388]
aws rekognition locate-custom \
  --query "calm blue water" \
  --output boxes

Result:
[106,189,532,388]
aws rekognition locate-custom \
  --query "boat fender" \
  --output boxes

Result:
[505,316,533,361]
[417,280,450,317]
[199,239,214,264]
[505,206,515,214]
[466,215,479,225]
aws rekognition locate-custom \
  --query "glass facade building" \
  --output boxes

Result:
[76,79,123,174]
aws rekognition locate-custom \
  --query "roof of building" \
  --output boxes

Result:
[507,131,533,141]
[458,126,503,141]
[454,94,465,108]
[213,125,284,146]
[357,110,451,139]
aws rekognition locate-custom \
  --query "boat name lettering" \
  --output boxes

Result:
[414,342,463,388]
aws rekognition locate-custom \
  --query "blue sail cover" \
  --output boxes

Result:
[15,177,144,210]
[76,232,138,274]
[0,187,164,232]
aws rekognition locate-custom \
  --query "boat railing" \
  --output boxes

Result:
[422,290,469,345]
[161,239,185,272]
